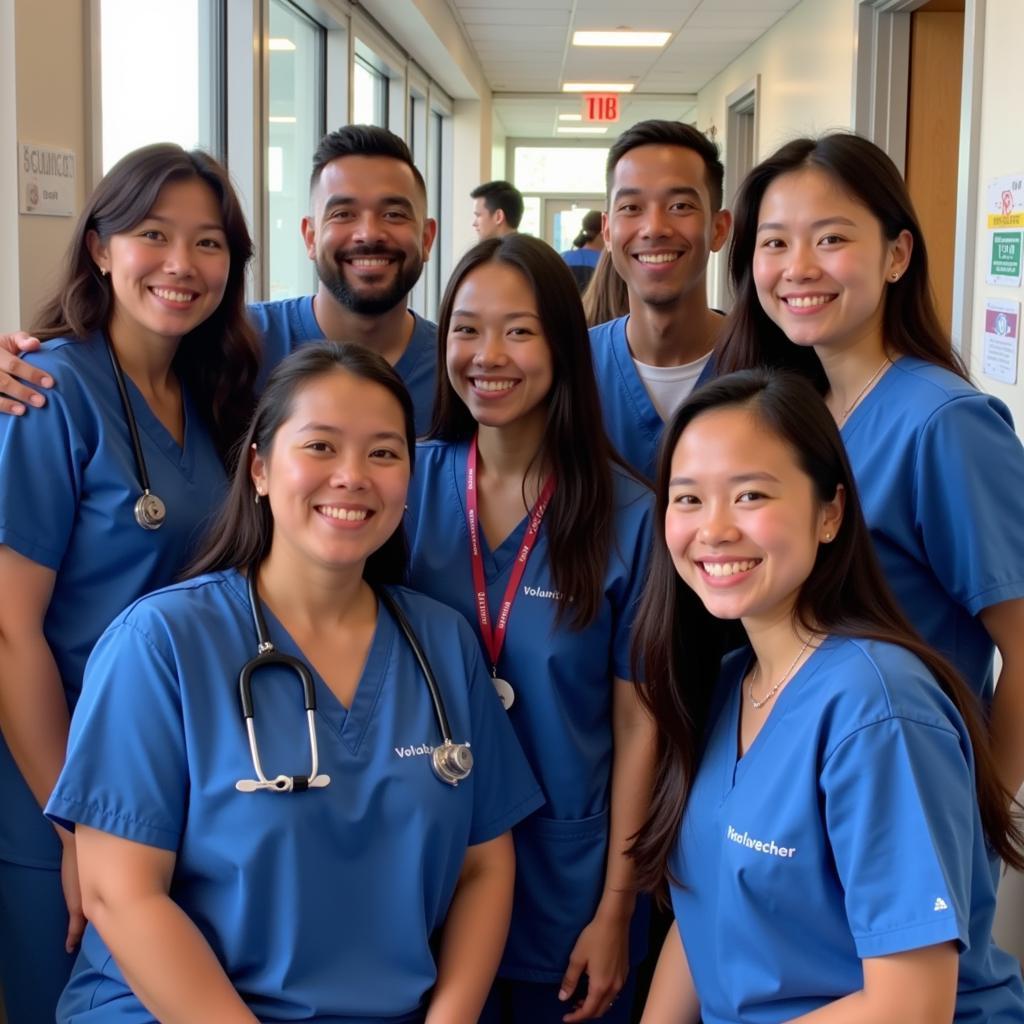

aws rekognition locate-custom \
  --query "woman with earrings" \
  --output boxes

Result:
[635,369,1024,1024]
[406,234,656,1023]
[45,343,540,1023]
[715,133,1024,794]
[0,143,261,1021]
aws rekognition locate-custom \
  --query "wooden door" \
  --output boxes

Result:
[904,0,965,335]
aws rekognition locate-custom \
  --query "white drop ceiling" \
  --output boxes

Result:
[446,0,803,138]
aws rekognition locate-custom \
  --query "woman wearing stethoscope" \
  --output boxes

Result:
[406,234,656,1023]
[45,342,541,1023]
[0,144,259,1022]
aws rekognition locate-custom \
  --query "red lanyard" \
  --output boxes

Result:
[465,435,555,673]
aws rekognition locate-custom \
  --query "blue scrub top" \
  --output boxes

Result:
[0,334,225,868]
[248,296,437,435]
[406,440,653,982]
[671,636,1024,1024]
[842,357,1024,699]
[560,249,601,269]
[46,571,543,1023]
[589,315,716,479]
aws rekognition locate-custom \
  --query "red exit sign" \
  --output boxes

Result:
[582,94,620,123]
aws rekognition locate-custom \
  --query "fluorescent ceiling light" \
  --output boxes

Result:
[558,114,583,121]
[573,31,670,47]
[557,127,608,135]
[269,116,297,124]
[562,82,635,93]
[269,37,296,50]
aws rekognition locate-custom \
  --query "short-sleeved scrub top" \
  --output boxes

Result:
[46,571,544,1023]
[841,356,1024,699]
[248,297,437,435]
[671,635,1024,1024]
[406,440,653,982]
[0,334,225,868]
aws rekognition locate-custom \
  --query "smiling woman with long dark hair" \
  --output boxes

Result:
[0,143,259,1022]
[634,369,1024,1024]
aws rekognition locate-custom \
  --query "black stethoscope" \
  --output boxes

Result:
[105,339,167,530]
[235,569,475,793]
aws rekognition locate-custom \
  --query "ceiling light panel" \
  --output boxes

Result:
[572,30,670,47]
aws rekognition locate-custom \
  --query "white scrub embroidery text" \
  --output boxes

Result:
[726,824,796,859]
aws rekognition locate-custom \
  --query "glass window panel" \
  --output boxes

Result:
[513,147,608,194]
[353,54,386,127]
[100,0,222,171]
[520,196,542,238]
[267,0,324,301]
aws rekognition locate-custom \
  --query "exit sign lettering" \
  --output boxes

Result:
[583,94,620,123]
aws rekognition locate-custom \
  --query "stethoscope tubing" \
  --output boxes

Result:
[237,567,473,793]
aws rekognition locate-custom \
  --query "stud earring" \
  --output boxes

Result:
[890,272,899,281]
[254,493,261,505]
[823,532,832,542]
[100,268,109,277]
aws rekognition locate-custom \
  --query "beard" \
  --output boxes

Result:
[316,245,424,316]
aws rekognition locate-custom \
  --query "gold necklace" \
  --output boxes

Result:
[838,356,891,425]
[747,635,815,709]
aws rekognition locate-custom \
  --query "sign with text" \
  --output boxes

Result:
[582,94,620,123]
[986,174,1024,229]
[988,230,1023,287]
[18,142,76,217]
[983,298,1020,385]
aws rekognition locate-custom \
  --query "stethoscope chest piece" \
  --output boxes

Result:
[432,740,474,786]
[134,491,167,531]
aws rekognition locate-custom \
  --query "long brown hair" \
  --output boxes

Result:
[715,133,968,388]
[631,369,1023,891]
[429,234,637,629]
[582,249,629,327]
[186,343,415,585]
[31,143,260,465]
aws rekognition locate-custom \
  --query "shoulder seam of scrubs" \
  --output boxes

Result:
[822,713,964,770]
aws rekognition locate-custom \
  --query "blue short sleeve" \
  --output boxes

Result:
[0,385,85,570]
[459,619,543,845]
[610,486,654,682]
[821,717,972,958]
[46,617,188,851]
[915,396,1024,615]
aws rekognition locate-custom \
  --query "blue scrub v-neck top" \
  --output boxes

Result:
[46,571,543,1023]
[248,297,438,435]
[671,636,1024,1024]
[0,333,225,868]
[841,356,1024,700]
[589,315,716,479]
[406,439,653,981]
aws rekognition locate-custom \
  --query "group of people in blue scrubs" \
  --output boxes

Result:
[0,113,1023,1024]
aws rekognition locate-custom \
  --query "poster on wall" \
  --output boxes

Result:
[982,298,1021,385]
[17,142,76,217]
[987,230,1023,287]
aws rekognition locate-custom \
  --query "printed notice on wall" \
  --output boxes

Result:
[988,231,1023,286]
[983,298,1021,385]
[18,142,76,217]
[987,174,1024,230]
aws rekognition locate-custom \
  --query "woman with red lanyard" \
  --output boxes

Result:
[405,234,656,1023]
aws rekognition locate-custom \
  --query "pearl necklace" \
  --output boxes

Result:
[838,357,891,426]
[747,636,815,709]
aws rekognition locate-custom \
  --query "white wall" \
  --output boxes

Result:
[695,0,859,304]
[965,0,1024,958]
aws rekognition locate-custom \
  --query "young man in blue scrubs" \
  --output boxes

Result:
[0,126,439,433]
[590,120,732,478]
